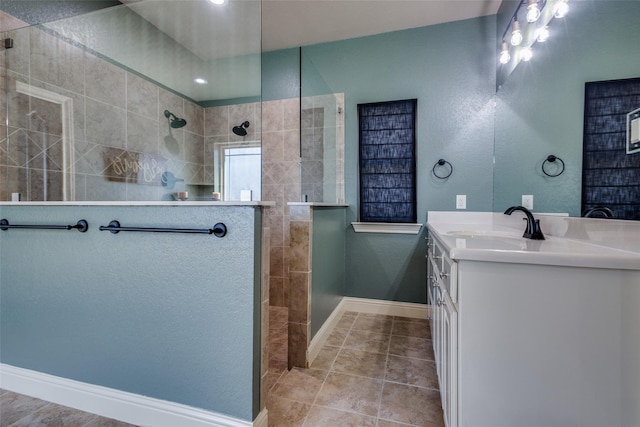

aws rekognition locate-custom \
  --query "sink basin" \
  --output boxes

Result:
[447,230,522,239]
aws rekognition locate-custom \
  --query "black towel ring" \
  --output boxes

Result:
[432,159,453,179]
[542,155,565,177]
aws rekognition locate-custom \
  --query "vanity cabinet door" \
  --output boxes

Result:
[440,290,458,427]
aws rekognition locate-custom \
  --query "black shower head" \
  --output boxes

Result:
[232,121,250,136]
[164,110,187,129]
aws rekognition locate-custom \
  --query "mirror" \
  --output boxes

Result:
[1,0,261,202]
[493,0,640,217]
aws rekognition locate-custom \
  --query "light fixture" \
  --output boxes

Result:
[537,26,550,42]
[194,77,208,85]
[499,42,511,64]
[520,47,533,62]
[526,0,541,23]
[554,0,569,18]
[208,0,227,4]
[510,20,523,46]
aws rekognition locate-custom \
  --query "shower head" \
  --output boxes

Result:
[232,121,250,136]
[164,110,187,129]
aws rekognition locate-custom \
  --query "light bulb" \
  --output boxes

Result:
[537,26,550,42]
[554,0,569,18]
[499,42,511,64]
[521,47,533,62]
[526,0,541,23]
[510,20,523,46]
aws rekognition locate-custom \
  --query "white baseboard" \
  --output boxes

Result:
[307,298,348,365]
[343,297,430,319]
[0,364,266,427]
[307,298,430,365]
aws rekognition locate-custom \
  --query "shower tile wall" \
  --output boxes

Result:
[203,101,261,188]
[1,22,205,201]
[261,98,301,309]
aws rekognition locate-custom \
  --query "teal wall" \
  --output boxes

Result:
[310,207,346,338]
[0,205,261,421]
[299,16,497,303]
[262,48,300,102]
[493,1,640,215]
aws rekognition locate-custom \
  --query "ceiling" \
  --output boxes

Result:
[39,0,503,102]
[121,0,502,59]
[261,0,502,52]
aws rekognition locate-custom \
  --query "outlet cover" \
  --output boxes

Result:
[522,195,533,209]
[456,195,466,209]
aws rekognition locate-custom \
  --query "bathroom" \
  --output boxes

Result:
[1,0,639,426]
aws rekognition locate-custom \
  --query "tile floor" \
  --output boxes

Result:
[0,310,443,427]
[265,311,444,427]
[0,389,134,427]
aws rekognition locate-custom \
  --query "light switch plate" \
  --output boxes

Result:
[522,195,533,210]
[456,195,466,209]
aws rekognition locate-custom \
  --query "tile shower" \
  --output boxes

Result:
[1,18,208,202]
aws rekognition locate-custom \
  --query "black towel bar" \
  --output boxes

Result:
[0,219,89,232]
[99,220,227,237]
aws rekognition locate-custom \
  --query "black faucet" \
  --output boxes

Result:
[504,206,545,240]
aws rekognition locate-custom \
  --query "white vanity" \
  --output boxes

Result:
[426,211,640,427]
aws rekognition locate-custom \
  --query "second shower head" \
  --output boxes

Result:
[164,110,187,129]
[232,121,250,136]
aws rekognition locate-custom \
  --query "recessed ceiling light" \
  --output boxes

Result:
[194,78,208,85]
[208,0,227,5]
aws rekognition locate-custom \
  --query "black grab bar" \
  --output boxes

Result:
[99,220,227,237]
[0,219,89,233]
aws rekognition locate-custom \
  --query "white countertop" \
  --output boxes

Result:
[427,211,640,270]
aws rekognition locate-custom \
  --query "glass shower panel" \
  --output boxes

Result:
[300,49,344,203]
[0,0,262,202]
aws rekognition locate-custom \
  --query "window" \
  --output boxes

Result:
[214,142,261,201]
[358,99,417,223]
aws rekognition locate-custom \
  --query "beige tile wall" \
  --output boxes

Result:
[288,204,313,368]
[260,98,301,309]
[1,24,205,201]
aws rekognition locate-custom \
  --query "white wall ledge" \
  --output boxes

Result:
[351,222,423,234]
[287,202,349,207]
[0,201,276,207]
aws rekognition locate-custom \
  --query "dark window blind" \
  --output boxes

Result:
[358,99,417,223]
[583,78,640,220]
